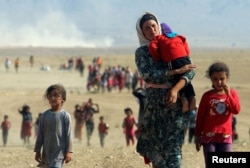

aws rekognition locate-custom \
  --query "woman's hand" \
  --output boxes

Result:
[166,78,187,105]
[166,87,178,105]
[170,64,196,76]
[178,64,196,74]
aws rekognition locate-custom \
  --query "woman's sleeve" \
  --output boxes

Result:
[181,69,195,84]
[135,47,169,84]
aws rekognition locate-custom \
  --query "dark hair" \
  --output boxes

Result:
[44,84,67,101]
[22,104,30,111]
[140,13,158,29]
[124,107,133,114]
[206,61,230,78]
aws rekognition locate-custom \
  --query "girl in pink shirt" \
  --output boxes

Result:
[122,107,136,146]
[195,61,241,168]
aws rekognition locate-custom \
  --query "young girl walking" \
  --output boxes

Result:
[34,84,73,168]
[195,62,241,168]
[122,107,136,146]
[1,115,11,147]
[18,104,33,146]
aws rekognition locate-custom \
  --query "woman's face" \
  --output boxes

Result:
[141,20,160,41]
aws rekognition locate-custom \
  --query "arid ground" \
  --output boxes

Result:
[0,47,249,168]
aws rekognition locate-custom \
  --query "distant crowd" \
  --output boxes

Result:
[60,56,145,93]
[3,55,145,93]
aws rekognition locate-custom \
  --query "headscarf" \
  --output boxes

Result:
[136,12,161,47]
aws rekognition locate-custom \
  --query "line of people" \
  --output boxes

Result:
[87,64,144,93]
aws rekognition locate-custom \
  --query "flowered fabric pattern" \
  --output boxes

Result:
[135,46,195,167]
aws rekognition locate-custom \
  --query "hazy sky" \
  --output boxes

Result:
[0,0,249,48]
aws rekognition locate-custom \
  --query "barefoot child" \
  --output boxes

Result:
[194,62,241,168]
[34,84,73,167]
[1,115,11,147]
[122,107,136,146]
[18,104,33,145]
[98,116,109,147]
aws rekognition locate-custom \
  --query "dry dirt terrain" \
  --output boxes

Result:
[0,47,249,168]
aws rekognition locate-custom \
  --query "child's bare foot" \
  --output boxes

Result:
[181,97,189,113]
[189,96,196,111]
[182,105,189,113]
